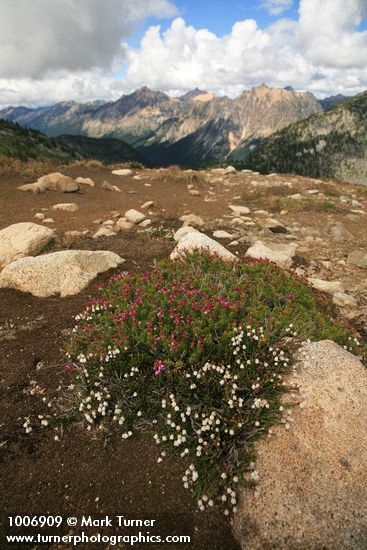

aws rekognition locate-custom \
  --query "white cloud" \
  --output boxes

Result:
[0,0,366,106]
[0,0,177,78]
[123,5,367,99]
[261,0,293,16]
[0,72,123,107]
[297,0,367,68]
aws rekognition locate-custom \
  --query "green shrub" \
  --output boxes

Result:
[128,161,144,169]
[64,253,363,515]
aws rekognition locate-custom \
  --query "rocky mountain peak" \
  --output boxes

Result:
[179,88,215,102]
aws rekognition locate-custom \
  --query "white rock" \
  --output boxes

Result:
[93,227,117,239]
[229,205,250,216]
[213,230,233,239]
[234,340,367,549]
[112,169,133,176]
[18,172,79,193]
[140,201,154,209]
[348,250,367,268]
[0,222,55,269]
[34,213,45,220]
[75,177,95,187]
[225,166,237,174]
[115,218,134,231]
[124,209,146,224]
[180,214,205,228]
[139,219,152,228]
[170,231,236,261]
[309,278,344,293]
[53,203,79,213]
[0,250,124,297]
[231,218,246,227]
[246,240,297,268]
[42,218,55,224]
[332,292,357,307]
[174,226,199,242]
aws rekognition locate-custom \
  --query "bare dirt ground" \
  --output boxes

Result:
[1,163,367,549]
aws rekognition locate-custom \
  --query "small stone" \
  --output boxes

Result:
[93,227,117,239]
[229,205,250,216]
[125,209,146,224]
[53,203,79,213]
[333,292,357,307]
[308,278,344,294]
[111,169,133,176]
[115,218,134,231]
[348,250,367,268]
[180,214,205,228]
[101,181,114,191]
[246,241,297,268]
[139,219,152,228]
[75,177,95,186]
[213,230,233,239]
[140,201,154,209]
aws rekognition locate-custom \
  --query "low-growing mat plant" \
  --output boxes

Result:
[60,253,362,516]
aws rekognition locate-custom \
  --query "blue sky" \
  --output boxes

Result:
[133,0,301,45]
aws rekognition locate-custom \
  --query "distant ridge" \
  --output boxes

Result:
[240,91,367,185]
[0,84,322,167]
[0,118,79,162]
[319,94,349,111]
[58,134,149,165]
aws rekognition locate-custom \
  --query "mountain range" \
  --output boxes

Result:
[0,85,323,167]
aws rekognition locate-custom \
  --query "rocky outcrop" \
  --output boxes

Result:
[0,222,55,269]
[235,340,367,549]
[0,250,124,297]
[18,172,79,193]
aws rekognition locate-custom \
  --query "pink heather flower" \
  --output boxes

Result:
[154,360,165,376]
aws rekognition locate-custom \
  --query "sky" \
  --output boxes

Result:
[0,0,366,107]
